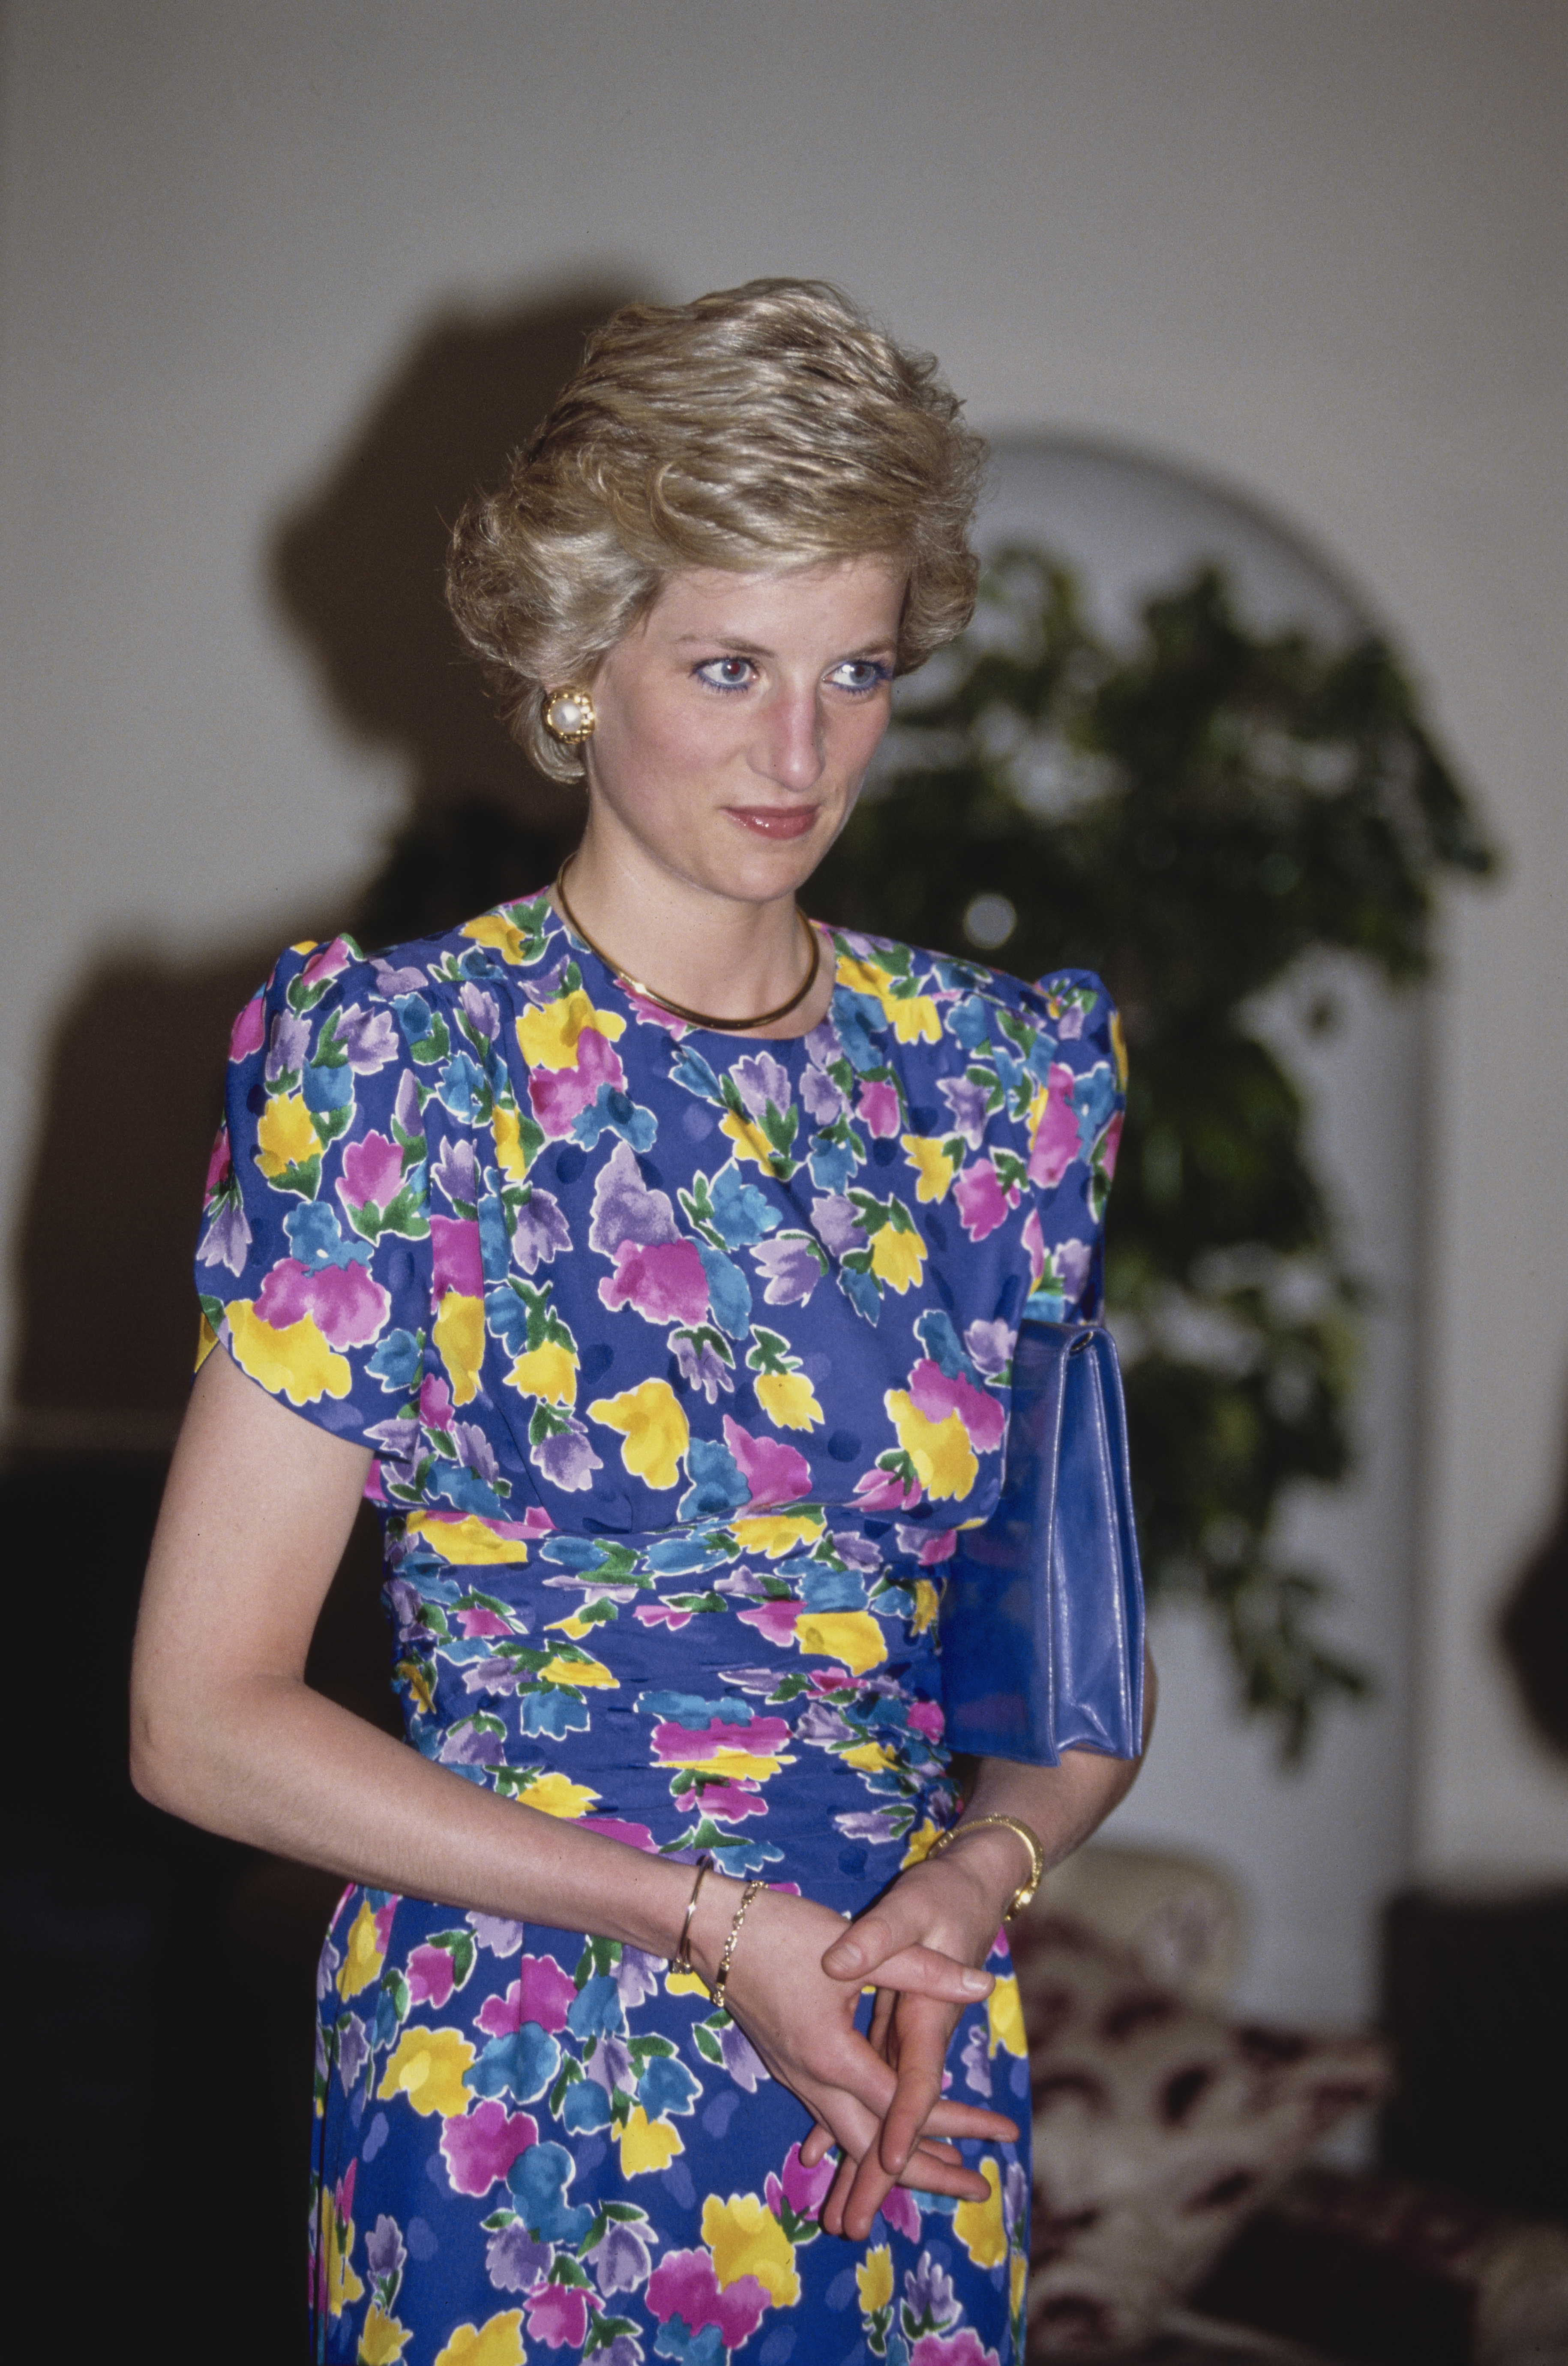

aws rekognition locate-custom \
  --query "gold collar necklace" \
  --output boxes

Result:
[552,856,822,1034]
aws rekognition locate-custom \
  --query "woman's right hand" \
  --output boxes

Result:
[689,1875,1017,2214]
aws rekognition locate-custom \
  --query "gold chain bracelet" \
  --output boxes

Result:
[710,1879,766,2012]
[924,1814,1046,1920]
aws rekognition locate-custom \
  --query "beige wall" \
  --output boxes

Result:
[3,1,1564,1893]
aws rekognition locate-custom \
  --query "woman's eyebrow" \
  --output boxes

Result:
[671,634,897,659]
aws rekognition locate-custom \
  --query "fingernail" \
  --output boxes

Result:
[960,1968,989,1994]
[830,1943,861,1971]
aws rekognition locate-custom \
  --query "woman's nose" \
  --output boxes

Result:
[753,687,826,790]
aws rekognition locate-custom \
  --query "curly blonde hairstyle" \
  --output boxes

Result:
[445,279,986,781]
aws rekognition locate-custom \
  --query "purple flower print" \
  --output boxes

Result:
[833,1808,905,1845]
[512,1187,571,1274]
[717,2018,768,2091]
[796,1700,854,1746]
[600,1238,710,1326]
[340,1131,405,1212]
[856,1078,902,1139]
[587,1136,680,1253]
[371,956,427,997]
[648,2250,770,2349]
[1003,2158,1028,2238]
[453,1421,501,1484]
[533,1418,603,1492]
[612,1946,666,2009]
[673,1330,734,1402]
[952,1159,1019,1243]
[459,981,501,1042]
[525,2282,590,2348]
[588,2219,653,2296]
[799,1063,846,1125]
[738,1598,805,1647]
[366,2213,406,2282]
[732,1051,791,1122]
[431,1136,479,1208]
[938,1074,991,1152]
[1028,1063,1082,1189]
[803,1015,842,1066]
[810,1194,867,1258]
[904,2256,962,2331]
[265,1006,312,1085]
[749,1234,823,1308]
[584,2034,635,2097]
[229,992,265,1062]
[440,1719,508,1765]
[336,2011,370,2097]
[894,1522,956,1566]
[830,1528,884,1571]
[392,1065,423,1139]
[959,2024,992,2097]
[1052,1237,1092,1303]
[197,1198,252,1277]
[440,2100,539,2198]
[964,1318,1014,1378]
[880,2185,922,2242]
[1056,999,1086,1040]
[337,1002,399,1073]
[721,1418,811,1510]
[431,1213,485,1297]
[469,1913,525,1957]
[486,2221,553,2293]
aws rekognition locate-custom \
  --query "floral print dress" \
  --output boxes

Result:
[195,893,1124,2366]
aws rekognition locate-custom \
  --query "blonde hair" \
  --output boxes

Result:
[445,279,985,780]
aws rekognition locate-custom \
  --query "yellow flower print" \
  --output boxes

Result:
[888,995,941,1045]
[228,1301,351,1406]
[901,1135,956,1203]
[359,2302,413,2363]
[337,1898,388,2000]
[536,1651,618,1689]
[732,1511,823,1558]
[901,1817,943,1870]
[515,990,625,1072]
[195,1309,219,1372]
[702,2192,800,2306]
[953,2157,1007,2268]
[912,1577,939,1634]
[433,1290,485,1405]
[462,911,531,966]
[987,1972,1027,2059]
[666,1964,710,1999]
[719,1108,778,1169]
[857,2245,894,2315]
[618,2105,685,2177]
[842,1741,896,1773]
[255,1091,319,1178]
[1010,2249,1028,2323]
[589,1378,690,1489]
[1110,1006,1129,1088]
[396,1657,435,1715]
[519,1771,600,1819]
[869,1223,926,1294]
[491,1104,534,1181]
[507,1340,577,1404]
[793,1609,887,1676]
[325,2203,364,2317]
[884,1392,978,1501]
[378,2026,476,2118]
[433,2312,526,2366]
[663,1744,786,1781]
[405,1512,530,1565]
[755,1370,823,1431]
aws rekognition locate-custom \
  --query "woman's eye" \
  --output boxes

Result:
[829,659,891,694]
[696,656,756,691]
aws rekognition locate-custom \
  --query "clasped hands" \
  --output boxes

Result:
[690,1838,1022,2246]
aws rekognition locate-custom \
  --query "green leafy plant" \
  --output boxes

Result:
[811,552,1494,1758]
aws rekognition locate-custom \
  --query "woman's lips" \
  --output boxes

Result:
[723,805,818,841]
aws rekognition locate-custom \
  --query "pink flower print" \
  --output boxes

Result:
[693,1781,768,1822]
[599,1237,710,1326]
[737,1598,804,1647]
[907,1698,945,1740]
[851,1465,923,1513]
[910,2333,999,2366]
[301,936,354,988]
[456,1606,516,1639]
[579,1816,658,1853]
[406,1943,457,2010]
[529,1027,624,1138]
[301,1260,392,1351]
[721,1418,811,1510]
[525,2283,590,2349]
[856,1078,902,1139]
[252,1257,315,1329]
[953,1158,1019,1243]
[1029,1063,1082,1189]
[1021,1207,1046,1291]
[896,1522,958,1565]
[1098,1105,1124,1180]
[431,1213,485,1297]
[651,1715,789,1765]
[372,1901,398,1952]
[777,2139,835,2221]
[420,1371,455,1430]
[477,1953,579,2039]
[203,1126,234,1200]
[879,2184,922,2243]
[648,2251,770,2349]
[907,1360,1006,1454]
[438,2099,538,2197]
[230,992,266,1063]
[636,1603,694,1631]
[339,1131,405,1212]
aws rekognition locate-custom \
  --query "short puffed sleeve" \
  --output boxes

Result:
[193,937,432,1448]
[1017,968,1126,1323]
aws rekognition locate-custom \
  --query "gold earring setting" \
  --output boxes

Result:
[543,686,596,746]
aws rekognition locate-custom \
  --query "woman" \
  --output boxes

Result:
[132,280,1148,2366]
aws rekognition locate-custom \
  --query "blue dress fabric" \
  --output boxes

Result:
[194,894,1124,2366]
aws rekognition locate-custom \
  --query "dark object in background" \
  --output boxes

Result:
[1381,1886,1568,2222]
[1192,2165,1568,2364]
[1498,1432,1568,1756]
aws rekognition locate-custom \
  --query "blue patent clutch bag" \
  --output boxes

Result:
[937,1321,1145,1766]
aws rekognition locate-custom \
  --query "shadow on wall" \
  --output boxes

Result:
[6,283,635,2360]
[1499,1377,1568,1761]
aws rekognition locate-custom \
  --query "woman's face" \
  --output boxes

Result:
[582,553,905,907]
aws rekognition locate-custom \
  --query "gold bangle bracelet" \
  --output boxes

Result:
[925,1814,1046,1920]
[672,1855,713,1976]
[710,1879,766,2013]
